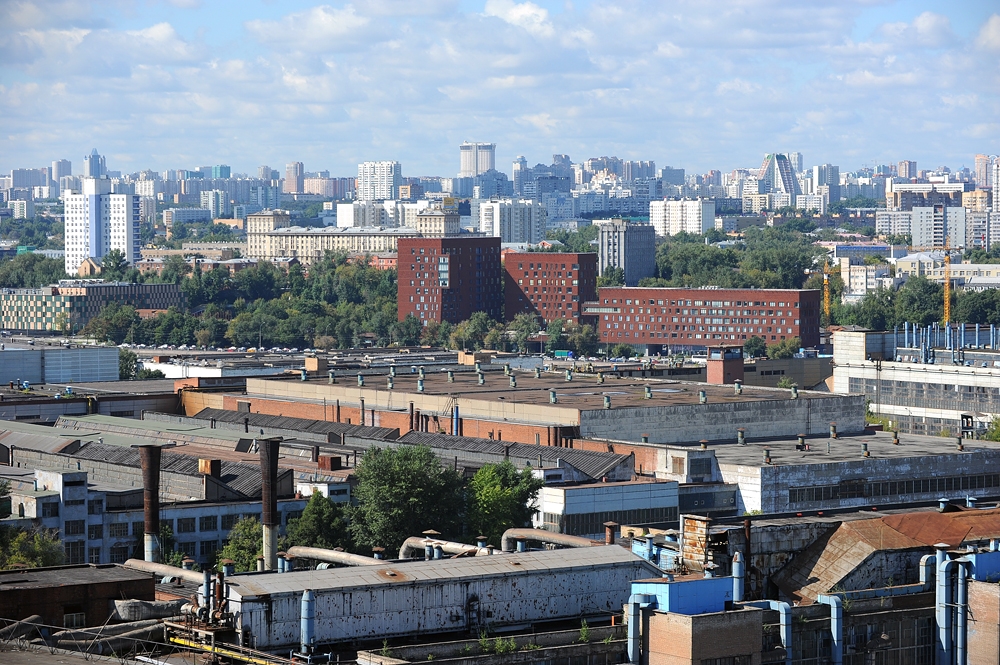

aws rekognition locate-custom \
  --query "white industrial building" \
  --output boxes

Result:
[63,177,140,274]
[532,479,679,539]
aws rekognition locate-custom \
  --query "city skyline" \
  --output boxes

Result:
[2,1,999,176]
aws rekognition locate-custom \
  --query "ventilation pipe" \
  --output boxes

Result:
[741,599,792,665]
[534,366,541,379]
[433,545,444,560]
[452,405,459,436]
[829,422,838,439]
[627,594,656,664]
[790,386,798,399]
[737,428,746,445]
[509,375,517,388]
[387,376,394,390]
[220,559,235,576]
[732,552,745,602]
[138,445,162,563]
[419,366,425,379]
[328,370,335,384]
[565,369,573,381]
[357,374,364,387]
[477,372,485,385]
[644,385,652,399]
[734,379,742,395]
[418,378,425,392]
[966,496,978,509]
[277,552,287,572]
[598,372,604,384]
[360,397,365,425]
[956,557,970,665]
[937,557,956,665]
[123,559,207,585]
[300,369,307,381]
[287,546,383,567]
[260,437,281,571]
[390,365,396,377]
[447,370,454,383]
[816,595,843,665]
[604,521,617,545]
[603,395,611,409]
[397,538,490,559]
[550,390,557,404]
[501,528,597,552]
[300,589,315,657]
[201,569,212,610]
[698,390,707,404]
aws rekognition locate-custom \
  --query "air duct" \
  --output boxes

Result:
[123,559,205,585]
[397,537,488,559]
[286,546,382,567]
[260,437,281,571]
[500,528,597,552]
[816,595,843,665]
[300,590,316,657]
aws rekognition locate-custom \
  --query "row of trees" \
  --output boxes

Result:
[215,447,544,571]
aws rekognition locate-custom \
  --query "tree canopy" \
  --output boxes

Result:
[466,461,544,548]
[284,492,350,551]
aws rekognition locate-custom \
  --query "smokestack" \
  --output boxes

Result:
[139,445,161,563]
[260,437,281,571]
[604,521,618,545]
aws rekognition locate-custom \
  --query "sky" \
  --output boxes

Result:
[2,0,999,179]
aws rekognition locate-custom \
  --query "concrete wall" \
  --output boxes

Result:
[579,393,866,444]
[969,580,1000,665]
[645,608,762,665]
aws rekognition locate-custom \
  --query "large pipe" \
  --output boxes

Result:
[300,589,315,656]
[500,528,598,552]
[938,557,956,665]
[627,594,656,664]
[956,558,969,665]
[732,552,744,602]
[139,445,161,563]
[816,595,843,665]
[397,537,488,559]
[742,600,792,665]
[286,546,382,567]
[123,559,206,585]
[260,437,281,571]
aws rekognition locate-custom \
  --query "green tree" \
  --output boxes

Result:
[392,314,423,346]
[610,343,635,359]
[510,314,541,352]
[545,319,566,354]
[216,517,263,572]
[101,249,130,281]
[894,276,943,326]
[0,253,68,288]
[0,527,65,569]
[743,336,767,358]
[84,302,139,343]
[766,337,802,360]
[597,266,625,287]
[119,349,138,379]
[349,446,464,551]
[984,416,1000,442]
[466,461,544,548]
[565,322,598,357]
[283,492,350,550]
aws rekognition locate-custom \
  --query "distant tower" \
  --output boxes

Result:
[787,152,803,173]
[898,160,917,179]
[82,149,106,178]
[758,154,801,196]
[459,142,496,178]
[284,162,304,193]
[512,156,528,196]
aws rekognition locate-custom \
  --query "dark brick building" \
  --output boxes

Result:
[397,236,503,325]
[584,287,821,351]
[503,251,598,324]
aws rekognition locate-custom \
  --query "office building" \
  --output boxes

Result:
[512,156,528,195]
[0,280,181,333]
[249,184,282,211]
[211,165,231,179]
[886,181,969,210]
[757,153,801,196]
[397,236,503,325]
[7,199,35,219]
[357,161,402,201]
[659,167,685,186]
[459,142,496,178]
[795,194,826,214]
[284,162,304,194]
[649,199,715,236]
[898,160,918,179]
[251,224,419,265]
[63,177,139,274]
[51,159,72,181]
[82,149,106,178]
[811,163,840,203]
[478,198,546,244]
[787,151,803,172]
[413,208,461,237]
[975,154,993,189]
[584,286,821,351]
[910,205,966,248]
[597,220,656,286]
[200,189,230,218]
[503,251,598,324]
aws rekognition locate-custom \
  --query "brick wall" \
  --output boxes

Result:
[969,580,1000,665]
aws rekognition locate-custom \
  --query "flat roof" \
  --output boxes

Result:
[291,370,845,411]
[0,564,150,590]
[228,545,654,599]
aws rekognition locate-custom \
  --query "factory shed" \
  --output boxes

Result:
[228,545,659,650]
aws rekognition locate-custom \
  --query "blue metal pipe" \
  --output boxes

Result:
[742,600,792,665]
[452,405,459,436]
[938,558,957,665]
[956,559,969,665]
[816,595,843,665]
[732,552,744,602]
[627,594,656,664]
[201,570,212,610]
[300,589,315,655]
[976,324,980,349]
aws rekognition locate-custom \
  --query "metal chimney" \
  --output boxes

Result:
[260,437,281,571]
[139,445,161,563]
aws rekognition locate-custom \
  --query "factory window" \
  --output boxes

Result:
[221,514,240,531]
[41,502,59,517]
[109,523,129,538]
[88,547,101,564]
[199,515,218,532]
[132,521,144,537]
[88,524,103,540]
[65,541,85,564]
[671,456,685,475]
[110,545,131,564]
[63,610,87,629]
[177,518,196,533]
[65,520,85,536]
[200,540,218,558]
[87,499,103,515]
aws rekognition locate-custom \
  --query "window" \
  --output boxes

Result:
[110,545,131,564]
[132,521,145,537]
[222,514,240,530]
[88,547,101,564]
[65,520,85,536]
[200,540,218,557]
[199,515,218,532]
[88,524,103,540]
[109,523,129,538]
[63,610,87,629]
[177,518,196,533]
[65,541,86,564]
[671,456,685,475]
[41,502,59,517]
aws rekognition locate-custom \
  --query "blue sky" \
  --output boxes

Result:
[1,1,998,178]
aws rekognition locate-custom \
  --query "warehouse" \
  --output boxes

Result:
[228,545,660,650]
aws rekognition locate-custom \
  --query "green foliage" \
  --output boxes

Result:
[349,446,465,551]
[743,336,767,358]
[216,517,262,572]
[578,619,591,643]
[101,249,130,281]
[0,527,65,569]
[776,376,797,389]
[0,253,68,288]
[449,312,499,351]
[137,368,166,379]
[85,302,139,343]
[545,319,566,354]
[829,196,882,214]
[610,343,635,359]
[545,225,600,253]
[565,322,598,357]
[597,266,625,287]
[119,349,138,379]
[466,461,544,548]
[283,491,350,550]
[510,314,541,352]
[0,215,64,249]
[766,337,801,360]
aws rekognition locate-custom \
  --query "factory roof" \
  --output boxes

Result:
[0,564,150,590]
[191,408,398,441]
[227,545,656,599]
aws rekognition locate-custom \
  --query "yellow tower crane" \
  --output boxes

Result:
[944,236,951,325]
[823,260,831,324]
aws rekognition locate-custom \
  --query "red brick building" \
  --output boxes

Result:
[503,252,598,324]
[397,236,503,324]
[584,287,821,351]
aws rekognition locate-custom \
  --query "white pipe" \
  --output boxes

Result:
[956,558,969,665]
[816,595,843,665]
[937,558,957,665]
[397,537,489,559]
[742,600,792,665]
[123,559,205,585]
[627,594,656,664]
[286,546,382,567]
[501,528,597,552]
[732,552,744,602]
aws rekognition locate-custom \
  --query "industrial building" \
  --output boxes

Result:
[0,346,119,384]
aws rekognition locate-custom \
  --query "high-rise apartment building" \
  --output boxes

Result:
[63,177,140,275]
[211,165,231,179]
[787,152,803,173]
[478,199,546,244]
[357,161,402,201]
[284,162,304,194]
[200,190,231,218]
[459,142,496,178]
[52,159,72,181]
[597,220,656,286]
[622,161,656,182]
[649,199,716,236]
[812,164,841,203]
[250,185,282,211]
[898,160,918,180]
[512,156,528,195]
[975,155,993,189]
[397,236,503,325]
[82,149,106,178]
[758,154,801,197]
[911,205,966,249]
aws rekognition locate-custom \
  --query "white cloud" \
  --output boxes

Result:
[484,0,554,38]
[655,41,683,58]
[880,11,956,48]
[976,14,1000,51]
[245,5,373,51]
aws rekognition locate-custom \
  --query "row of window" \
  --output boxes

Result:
[789,472,1000,504]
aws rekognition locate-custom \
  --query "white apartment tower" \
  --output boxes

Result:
[649,199,716,236]
[63,177,140,275]
[478,198,546,244]
[357,161,402,201]
[459,142,496,178]
[200,189,231,218]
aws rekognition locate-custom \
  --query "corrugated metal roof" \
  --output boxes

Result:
[193,408,398,440]
[229,545,655,599]
[0,428,78,453]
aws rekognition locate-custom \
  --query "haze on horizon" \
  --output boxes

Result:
[1,0,999,177]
